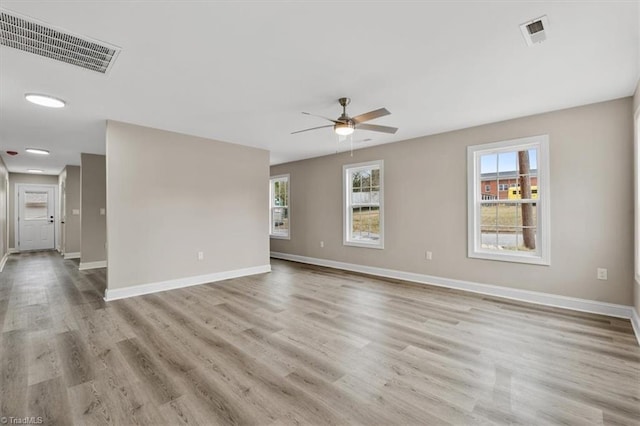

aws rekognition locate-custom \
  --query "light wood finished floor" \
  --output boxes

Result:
[1,252,639,425]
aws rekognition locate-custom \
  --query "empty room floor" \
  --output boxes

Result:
[1,252,639,425]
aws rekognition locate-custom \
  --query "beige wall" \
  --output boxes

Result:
[59,166,81,255]
[271,98,634,306]
[0,157,8,262]
[8,173,59,249]
[81,154,106,263]
[106,120,270,290]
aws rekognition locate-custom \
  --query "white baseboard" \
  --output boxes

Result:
[79,260,107,271]
[104,264,271,302]
[271,252,638,328]
[631,308,640,346]
[63,252,81,260]
[8,248,18,254]
[0,253,8,272]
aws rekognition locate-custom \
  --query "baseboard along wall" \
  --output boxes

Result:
[104,264,271,301]
[0,253,8,272]
[271,251,640,346]
[79,260,107,271]
[632,309,640,346]
[63,252,81,260]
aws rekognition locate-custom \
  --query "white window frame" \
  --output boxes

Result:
[467,135,550,265]
[343,160,384,249]
[635,108,640,284]
[269,174,290,240]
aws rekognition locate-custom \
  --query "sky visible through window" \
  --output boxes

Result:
[480,149,537,173]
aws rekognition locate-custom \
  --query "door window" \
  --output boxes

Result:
[24,191,49,220]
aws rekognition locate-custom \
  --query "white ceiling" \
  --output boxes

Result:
[0,1,638,174]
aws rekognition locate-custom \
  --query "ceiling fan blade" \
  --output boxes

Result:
[352,107,390,124]
[301,112,344,124]
[291,124,333,135]
[356,123,398,134]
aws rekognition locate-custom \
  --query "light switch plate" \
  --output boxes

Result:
[72,209,80,215]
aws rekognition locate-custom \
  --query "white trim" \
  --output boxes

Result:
[79,260,107,270]
[467,135,550,265]
[270,252,637,323]
[631,308,640,346]
[104,264,271,301]
[634,108,640,284]
[63,252,81,259]
[270,235,290,240]
[269,173,291,240]
[0,252,9,272]
[343,159,384,249]
[8,248,19,254]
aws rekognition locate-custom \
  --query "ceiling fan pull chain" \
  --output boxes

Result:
[350,134,354,157]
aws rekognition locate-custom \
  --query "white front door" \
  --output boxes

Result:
[19,186,55,251]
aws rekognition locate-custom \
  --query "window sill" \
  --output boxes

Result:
[469,250,549,266]
[270,235,290,240]
[344,240,384,250]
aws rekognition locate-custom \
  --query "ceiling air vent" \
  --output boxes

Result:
[520,15,550,46]
[0,9,120,74]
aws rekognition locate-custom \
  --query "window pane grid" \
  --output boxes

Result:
[345,161,383,247]
[474,142,544,259]
[270,175,290,238]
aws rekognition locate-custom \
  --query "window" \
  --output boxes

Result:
[343,160,383,248]
[467,135,550,265]
[636,112,640,283]
[498,183,510,191]
[484,184,491,192]
[269,174,290,239]
[24,191,48,220]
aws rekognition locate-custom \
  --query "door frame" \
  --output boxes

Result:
[14,183,59,252]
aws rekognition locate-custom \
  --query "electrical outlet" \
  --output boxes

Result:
[198,251,204,261]
[426,251,433,260]
[597,268,607,280]
[320,241,324,248]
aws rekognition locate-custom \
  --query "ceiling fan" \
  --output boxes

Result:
[292,97,398,136]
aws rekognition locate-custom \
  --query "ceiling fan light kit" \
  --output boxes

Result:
[334,121,355,136]
[293,97,398,137]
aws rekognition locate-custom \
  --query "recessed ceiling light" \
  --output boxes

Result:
[24,93,66,108]
[27,169,44,173]
[25,148,50,155]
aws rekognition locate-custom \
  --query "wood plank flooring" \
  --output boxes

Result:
[1,251,639,425]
